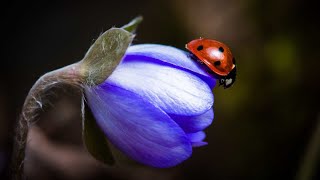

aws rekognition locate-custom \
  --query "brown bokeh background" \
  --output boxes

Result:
[2,0,319,179]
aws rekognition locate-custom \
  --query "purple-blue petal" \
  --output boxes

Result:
[186,131,208,147]
[187,131,206,142]
[106,55,214,116]
[191,142,208,147]
[126,44,216,88]
[170,108,214,133]
[85,83,192,168]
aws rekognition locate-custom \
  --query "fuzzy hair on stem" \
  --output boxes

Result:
[11,63,84,180]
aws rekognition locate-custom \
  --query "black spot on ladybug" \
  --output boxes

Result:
[218,47,224,52]
[232,57,236,64]
[214,61,221,66]
[197,45,203,51]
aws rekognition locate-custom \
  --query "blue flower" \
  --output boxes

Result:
[85,44,215,168]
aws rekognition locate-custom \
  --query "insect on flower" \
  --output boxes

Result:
[186,38,237,89]
[85,44,216,168]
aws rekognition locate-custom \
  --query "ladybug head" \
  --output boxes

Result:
[219,65,236,89]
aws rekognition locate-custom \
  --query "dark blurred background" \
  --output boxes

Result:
[2,0,320,179]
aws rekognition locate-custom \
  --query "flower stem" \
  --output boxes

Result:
[11,62,84,179]
[10,21,137,179]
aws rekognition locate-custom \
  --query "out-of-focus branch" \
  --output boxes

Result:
[11,63,83,180]
[296,114,320,180]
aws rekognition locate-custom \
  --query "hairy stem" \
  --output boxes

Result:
[11,63,84,179]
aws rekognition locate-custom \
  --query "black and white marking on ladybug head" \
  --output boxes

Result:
[219,65,236,89]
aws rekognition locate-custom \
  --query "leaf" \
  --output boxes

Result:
[80,28,134,85]
[121,16,143,33]
[81,97,115,165]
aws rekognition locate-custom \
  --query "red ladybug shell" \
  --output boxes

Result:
[186,38,235,76]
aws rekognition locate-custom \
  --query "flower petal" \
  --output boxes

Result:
[170,108,214,133]
[186,131,208,147]
[85,84,192,168]
[106,56,214,116]
[126,44,216,88]
[191,142,208,147]
[187,131,206,142]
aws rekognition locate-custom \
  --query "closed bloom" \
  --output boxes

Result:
[85,44,216,168]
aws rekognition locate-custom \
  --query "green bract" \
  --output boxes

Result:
[81,16,142,166]
[80,28,134,85]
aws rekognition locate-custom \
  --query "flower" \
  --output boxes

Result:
[85,44,216,168]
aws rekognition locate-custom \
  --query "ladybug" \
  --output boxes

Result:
[186,38,236,89]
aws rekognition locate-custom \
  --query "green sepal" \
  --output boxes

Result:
[80,28,134,86]
[82,97,115,165]
[81,16,143,166]
[122,16,143,33]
